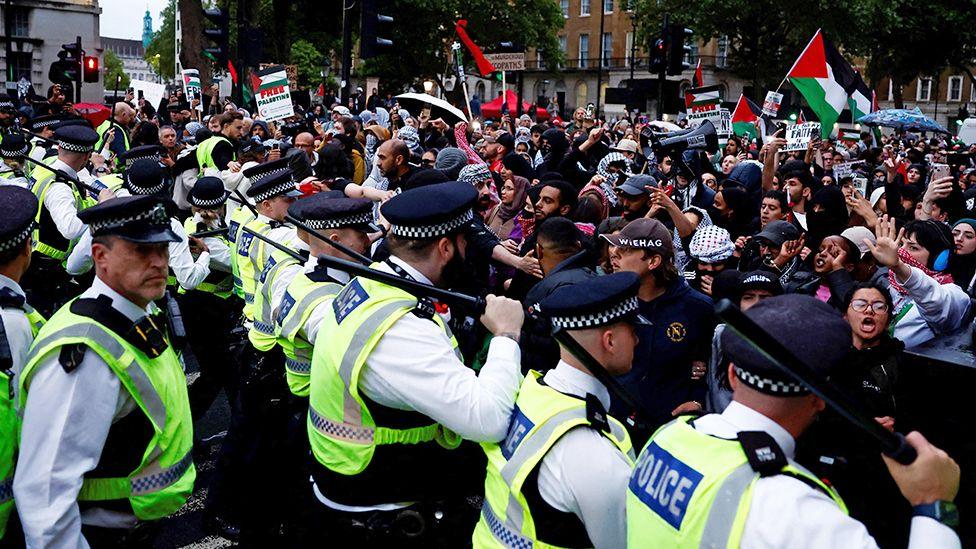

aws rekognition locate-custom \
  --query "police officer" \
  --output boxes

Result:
[15,195,195,548]
[474,273,642,548]
[0,135,30,188]
[276,193,376,397]
[626,295,961,548]
[307,181,524,545]
[22,125,109,317]
[0,96,18,136]
[66,159,212,292]
[0,187,45,543]
[93,102,135,163]
[25,114,65,163]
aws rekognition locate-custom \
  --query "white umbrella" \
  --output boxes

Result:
[647,120,682,132]
[394,92,468,124]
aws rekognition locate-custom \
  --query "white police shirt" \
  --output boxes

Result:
[0,274,36,403]
[692,401,960,549]
[14,277,158,548]
[39,159,89,242]
[536,361,632,549]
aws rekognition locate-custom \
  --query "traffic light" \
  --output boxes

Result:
[360,0,394,60]
[83,55,99,83]
[667,25,693,76]
[648,38,666,75]
[203,8,230,66]
[48,38,83,100]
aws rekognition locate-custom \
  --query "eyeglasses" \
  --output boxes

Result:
[850,299,888,313]
[420,159,436,167]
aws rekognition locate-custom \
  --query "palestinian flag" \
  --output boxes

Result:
[685,84,722,111]
[848,71,873,122]
[786,29,857,138]
[838,127,859,143]
[693,59,704,87]
[731,94,761,138]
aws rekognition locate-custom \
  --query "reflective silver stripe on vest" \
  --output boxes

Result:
[130,450,193,495]
[285,356,311,374]
[336,300,415,427]
[255,259,295,329]
[308,404,373,442]
[481,499,533,549]
[279,283,342,336]
[29,324,168,433]
[699,463,756,548]
[0,476,12,504]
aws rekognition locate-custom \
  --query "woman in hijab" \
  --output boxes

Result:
[806,185,850,252]
[486,172,529,239]
[501,151,535,182]
[950,218,976,294]
[711,185,752,239]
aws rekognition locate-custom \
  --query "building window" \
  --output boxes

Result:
[6,51,32,81]
[601,33,612,67]
[578,34,589,68]
[576,81,588,109]
[685,36,698,64]
[625,32,633,62]
[887,79,894,101]
[560,0,569,18]
[948,76,963,102]
[716,35,728,68]
[581,0,591,16]
[536,51,545,70]
[604,0,613,13]
[916,77,932,102]
[9,7,29,37]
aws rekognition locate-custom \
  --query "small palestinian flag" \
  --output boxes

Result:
[732,94,761,138]
[848,71,873,122]
[685,84,722,111]
[838,128,859,143]
[786,29,858,139]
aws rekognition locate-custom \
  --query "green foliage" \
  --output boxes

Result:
[144,0,176,80]
[103,50,130,89]
[290,39,325,90]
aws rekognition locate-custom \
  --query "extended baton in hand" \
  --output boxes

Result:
[241,226,305,263]
[19,155,101,196]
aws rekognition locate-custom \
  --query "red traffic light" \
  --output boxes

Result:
[83,55,99,83]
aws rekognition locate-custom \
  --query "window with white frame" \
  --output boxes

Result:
[916,78,932,102]
[716,35,728,68]
[625,32,633,62]
[579,34,589,68]
[948,76,963,101]
[560,0,569,18]
[581,0,591,16]
[601,33,612,67]
[604,0,613,13]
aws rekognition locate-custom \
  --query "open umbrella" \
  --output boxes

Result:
[857,108,949,134]
[394,93,468,124]
[647,120,682,132]
[71,102,112,129]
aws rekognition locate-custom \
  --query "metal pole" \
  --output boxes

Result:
[656,14,669,121]
[235,0,245,107]
[629,15,637,86]
[75,36,83,102]
[4,0,13,85]
[340,0,354,105]
[595,1,606,119]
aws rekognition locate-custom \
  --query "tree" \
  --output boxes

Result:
[103,50,130,90]
[290,40,325,90]
[144,0,176,81]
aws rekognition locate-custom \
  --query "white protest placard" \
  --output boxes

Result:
[762,91,783,117]
[181,69,202,103]
[832,160,864,181]
[252,64,294,122]
[484,53,525,71]
[129,79,166,111]
[783,122,821,152]
[718,108,732,137]
[686,105,722,129]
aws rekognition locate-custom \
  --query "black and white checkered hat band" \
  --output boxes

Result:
[127,180,167,196]
[247,166,290,182]
[31,121,54,131]
[125,155,160,167]
[89,208,167,234]
[1,143,28,157]
[390,209,474,239]
[306,211,374,230]
[0,100,13,109]
[733,366,806,395]
[190,194,228,208]
[0,222,36,252]
[58,140,93,153]
[253,180,297,202]
[550,296,639,329]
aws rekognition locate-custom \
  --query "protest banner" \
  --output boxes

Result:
[686,106,722,129]
[685,84,723,112]
[762,91,783,117]
[718,108,732,137]
[259,63,299,90]
[252,64,295,122]
[181,69,202,107]
[483,53,525,71]
[783,122,821,152]
[832,160,864,180]
[129,79,166,111]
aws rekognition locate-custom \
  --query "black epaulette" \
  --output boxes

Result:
[59,343,88,373]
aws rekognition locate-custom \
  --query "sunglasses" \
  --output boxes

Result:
[850,299,888,313]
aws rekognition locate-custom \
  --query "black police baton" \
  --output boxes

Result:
[19,154,101,196]
[230,190,372,266]
[241,225,306,263]
[715,298,917,464]
[190,226,230,238]
[19,128,57,146]
[315,254,655,427]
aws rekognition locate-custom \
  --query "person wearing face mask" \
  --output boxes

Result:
[306,182,525,546]
[949,218,976,294]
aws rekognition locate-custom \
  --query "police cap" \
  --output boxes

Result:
[79,195,180,244]
[0,187,38,255]
[188,176,230,209]
[55,125,99,153]
[288,194,376,232]
[124,159,167,196]
[380,182,477,239]
[540,272,649,330]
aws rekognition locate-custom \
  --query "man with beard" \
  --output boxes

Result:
[306,182,525,546]
[197,111,243,173]
[94,102,136,163]
[375,139,415,191]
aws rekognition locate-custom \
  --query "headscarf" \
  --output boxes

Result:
[689,224,733,264]
[397,125,423,157]
[889,247,954,295]
[502,152,534,180]
[806,186,849,250]
[597,152,635,185]
[950,219,976,292]
[499,175,529,223]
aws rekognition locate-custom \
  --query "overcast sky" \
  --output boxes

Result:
[100,0,169,40]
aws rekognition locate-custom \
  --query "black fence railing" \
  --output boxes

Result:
[524,54,729,72]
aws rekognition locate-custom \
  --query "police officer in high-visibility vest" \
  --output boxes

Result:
[93,102,135,163]
[178,176,238,420]
[15,195,195,548]
[22,125,110,318]
[0,134,30,189]
[0,187,45,543]
[474,272,643,549]
[307,181,525,546]
[25,114,65,164]
[0,96,18,137]
[196,112,242,174]
[276,192,376,397]
[626,295,962,548]
[66,159,212,292]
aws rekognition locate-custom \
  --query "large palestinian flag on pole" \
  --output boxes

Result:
[786,30,857,138]
[731,94,762,138]
[848,71,873,122]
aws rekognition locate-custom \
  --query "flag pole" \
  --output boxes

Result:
[775,28,822,94]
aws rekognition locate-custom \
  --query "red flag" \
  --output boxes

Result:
[455,20,496,77]
[797,110,806,124]
[227,60,239,85]
[871,90,878,113]
[316,83,325,97]
[693,59,703,87]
